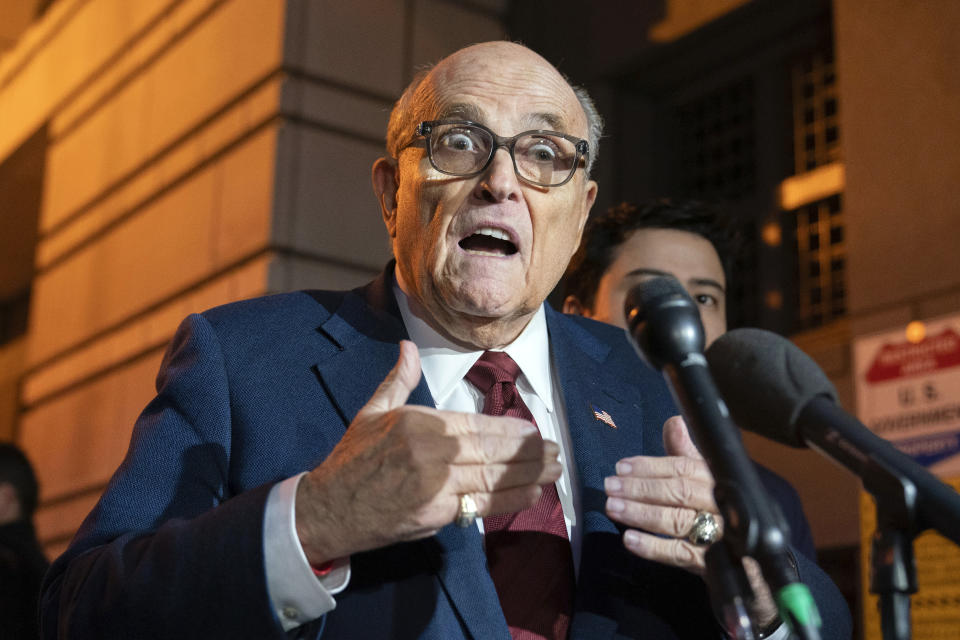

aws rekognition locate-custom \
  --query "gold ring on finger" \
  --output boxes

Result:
[455,494,478,528]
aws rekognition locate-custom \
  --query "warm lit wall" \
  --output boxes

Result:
[0,339,26,441]
[0,0,40,54]
[11,0,288,559]
[834,0,960,323]
[1,0,504,557]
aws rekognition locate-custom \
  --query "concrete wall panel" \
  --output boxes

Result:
[0,338,27,440]
[29,125,277,366]
[19,350,166,502]
[0,0,179,160]
[34,491,101,555]
[268,253,380,294]
[41,0,284,232]
[274,123,391,270]
[411,0,506,70]
[36,78,282,269]
[280,75,391,144]
[23,256,271,406]
[834,0,960,314]
[287,0,406,96]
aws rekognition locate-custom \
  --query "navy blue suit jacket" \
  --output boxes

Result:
[41,269,851,639]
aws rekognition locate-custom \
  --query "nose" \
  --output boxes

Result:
[474,147,523,203]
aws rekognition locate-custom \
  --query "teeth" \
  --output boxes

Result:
[474,227,511,242]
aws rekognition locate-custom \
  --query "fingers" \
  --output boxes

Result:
[605,473,716,513]
[620,529,707,575]
[451,457,562,494]
[465,484,545,520]
[611,455,713,482]
[487,485,546,516]
[440,439,564,524]
[742,557,780,628]
[604,429,719,572]
[302,340,570,557]
[448,428,559,464]
[381,403,558,468]
[662,415,704,460]
[605,493,720,538]
[445,409,539,438]
[358,340,422,416]
[605,424,720,577]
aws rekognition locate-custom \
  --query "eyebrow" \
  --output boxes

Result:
[434,104,568,133]
[437,103,485,122]
[525,112,566,132]
[625,268,726,293]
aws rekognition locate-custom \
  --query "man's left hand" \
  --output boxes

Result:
[604,415,779,629]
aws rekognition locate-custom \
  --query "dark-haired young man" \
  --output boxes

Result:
[563,199,738,347]
[563,199,833,639]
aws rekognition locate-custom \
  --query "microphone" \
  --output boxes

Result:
[625,277,822,640]
[705,327,960,545]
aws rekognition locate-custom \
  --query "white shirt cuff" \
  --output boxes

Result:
[759,623,791,640]
[264,472,351,631]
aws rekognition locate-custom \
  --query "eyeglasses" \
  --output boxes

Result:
[407,120,590,187]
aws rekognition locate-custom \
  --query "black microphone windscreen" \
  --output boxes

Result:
[624,276,704,368]
[705,328,839,448]
[630,275,684,308]
[624,276,686,326]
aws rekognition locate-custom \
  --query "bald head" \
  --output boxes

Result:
[386,42,602,173]
[372,40,600,349]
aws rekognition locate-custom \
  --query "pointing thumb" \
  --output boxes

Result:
[663,415,704,460]
[359,340,422,416]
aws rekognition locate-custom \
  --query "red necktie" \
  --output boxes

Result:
[465,351,574,640]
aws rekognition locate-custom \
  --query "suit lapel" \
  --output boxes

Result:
[546,308,648,538]
[313,270,434,422]
[312,268,510,640]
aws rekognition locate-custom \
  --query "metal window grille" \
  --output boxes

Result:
[673,77,757,201]
[791,50,840,173]
[790,194,845,329]
[785,46,845,331]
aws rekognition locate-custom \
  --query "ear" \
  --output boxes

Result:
[372,157,400,238]
[577,179,599,236]
[562,294,589,317]
[567,178,598,263]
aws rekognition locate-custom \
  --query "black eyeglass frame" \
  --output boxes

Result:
[408,120,590,187]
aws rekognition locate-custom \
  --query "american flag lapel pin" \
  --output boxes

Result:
[591,404,617,429]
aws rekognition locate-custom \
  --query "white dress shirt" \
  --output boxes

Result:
[395,286,582,557]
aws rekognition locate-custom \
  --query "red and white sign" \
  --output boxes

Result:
[853,314,960,478]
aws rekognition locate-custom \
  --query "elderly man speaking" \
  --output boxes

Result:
[41,42,850,639]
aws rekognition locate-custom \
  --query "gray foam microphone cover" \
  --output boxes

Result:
[705,328,839,447]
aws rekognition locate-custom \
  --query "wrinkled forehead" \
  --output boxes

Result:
[415,45,587,137]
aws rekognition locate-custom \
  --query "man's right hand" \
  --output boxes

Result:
[294,340,560,565]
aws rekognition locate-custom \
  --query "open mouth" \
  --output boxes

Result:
[458,227,518,256]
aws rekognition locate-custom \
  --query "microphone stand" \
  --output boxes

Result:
[626,278,823,640]
[801,400,921,640]
[662,358,823,640]
[704,540,758,639]
[707,328,960,639]
[869,472,917,640]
